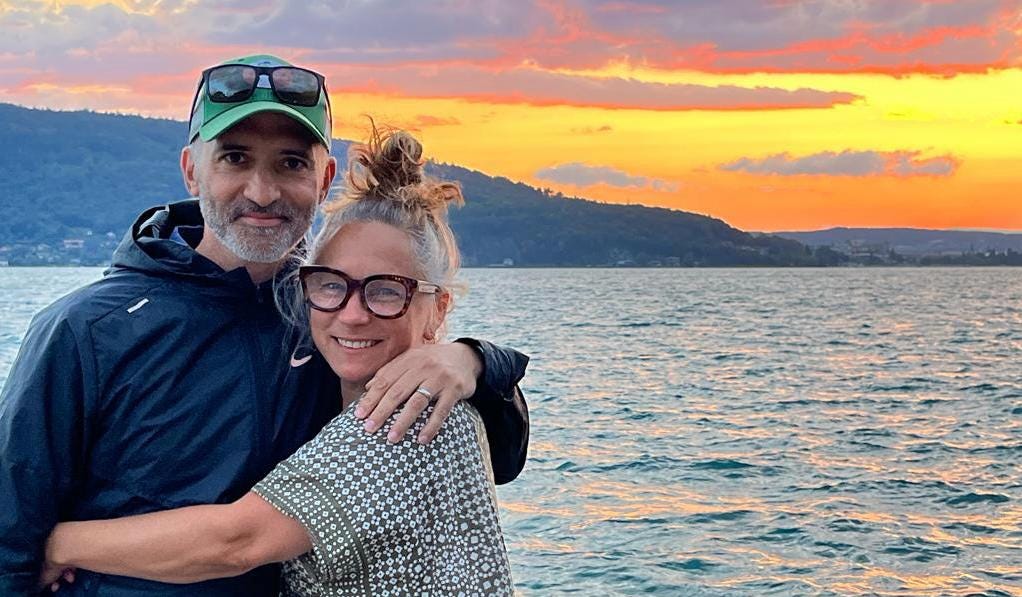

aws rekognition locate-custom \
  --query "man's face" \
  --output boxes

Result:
[184,112,335,264]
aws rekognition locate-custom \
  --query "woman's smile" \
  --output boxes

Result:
[333,337,382,350]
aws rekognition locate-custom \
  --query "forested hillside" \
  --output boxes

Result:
[0,103,829,266]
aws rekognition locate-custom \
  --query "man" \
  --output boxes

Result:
[0,55,529,595]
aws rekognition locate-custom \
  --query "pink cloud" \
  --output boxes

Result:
[0,0,1018,117]
[720,150,961,177]
[594,2,668,15]
[680,21,1016,75]
[322,63,860,111]
[536,161,679,191]
[512,0,1021,74]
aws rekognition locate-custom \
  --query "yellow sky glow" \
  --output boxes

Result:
[324,67,1021,230]
[3,2,1019,231]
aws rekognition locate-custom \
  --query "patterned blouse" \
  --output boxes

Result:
[252,400,514,596]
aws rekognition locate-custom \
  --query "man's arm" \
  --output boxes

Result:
[455,338,529,485]
[0,311,90,593]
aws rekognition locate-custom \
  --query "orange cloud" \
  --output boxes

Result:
[570,124,613,134]
[380,114,462,131]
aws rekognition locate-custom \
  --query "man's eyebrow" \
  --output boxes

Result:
[281,148,312,159]
[218,143,250,152]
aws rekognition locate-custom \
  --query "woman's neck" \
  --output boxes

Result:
[341,379,366,411]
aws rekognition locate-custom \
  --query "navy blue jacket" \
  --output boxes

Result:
[0,200,529,595]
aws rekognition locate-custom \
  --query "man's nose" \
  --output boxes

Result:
[243,169,281,207]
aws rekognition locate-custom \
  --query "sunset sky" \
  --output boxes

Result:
[1,0,1020,231]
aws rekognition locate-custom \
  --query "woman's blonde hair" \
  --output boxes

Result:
[276,122,464,341]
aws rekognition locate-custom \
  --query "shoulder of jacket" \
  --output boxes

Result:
[33,271,181,332]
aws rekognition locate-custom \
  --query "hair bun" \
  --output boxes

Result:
[382,132,424,182]
[344,124,464,213]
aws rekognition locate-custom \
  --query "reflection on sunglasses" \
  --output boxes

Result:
[204,64,324,107]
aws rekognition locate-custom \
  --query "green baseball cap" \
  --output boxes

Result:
[188,54,331,150]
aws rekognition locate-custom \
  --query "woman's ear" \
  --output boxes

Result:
[436,290,451,315]
[424,291,451,343]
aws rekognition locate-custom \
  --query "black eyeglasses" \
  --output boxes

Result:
[201,64,325,107]
[298,266,441,319]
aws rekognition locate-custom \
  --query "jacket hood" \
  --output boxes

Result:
[109,199,271,292]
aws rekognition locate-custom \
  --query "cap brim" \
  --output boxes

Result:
[198,101,330,148]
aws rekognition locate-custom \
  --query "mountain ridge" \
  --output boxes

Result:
[4,103,1014,267]
[0,102,832,267]
[775,227,1022,256]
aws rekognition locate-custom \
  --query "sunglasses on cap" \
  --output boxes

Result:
[196,64,325,109]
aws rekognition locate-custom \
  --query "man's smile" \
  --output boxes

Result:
[237,213,287,227]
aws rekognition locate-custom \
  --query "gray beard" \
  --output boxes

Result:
[199,195,315,264]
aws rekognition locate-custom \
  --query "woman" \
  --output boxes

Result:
[43,127,514,596]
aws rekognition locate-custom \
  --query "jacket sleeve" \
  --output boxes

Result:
[454,338,529,485]
[0,310,91,594]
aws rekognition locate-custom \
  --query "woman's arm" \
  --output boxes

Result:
[44,492,310,584]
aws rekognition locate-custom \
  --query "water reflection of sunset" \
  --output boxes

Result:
[474,267,1019,594]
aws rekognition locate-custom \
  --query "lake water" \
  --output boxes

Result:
[1,267,1020,596]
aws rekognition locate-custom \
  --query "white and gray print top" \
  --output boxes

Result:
[253,400,514,597]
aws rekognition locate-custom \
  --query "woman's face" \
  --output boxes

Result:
[309,221,445,388]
